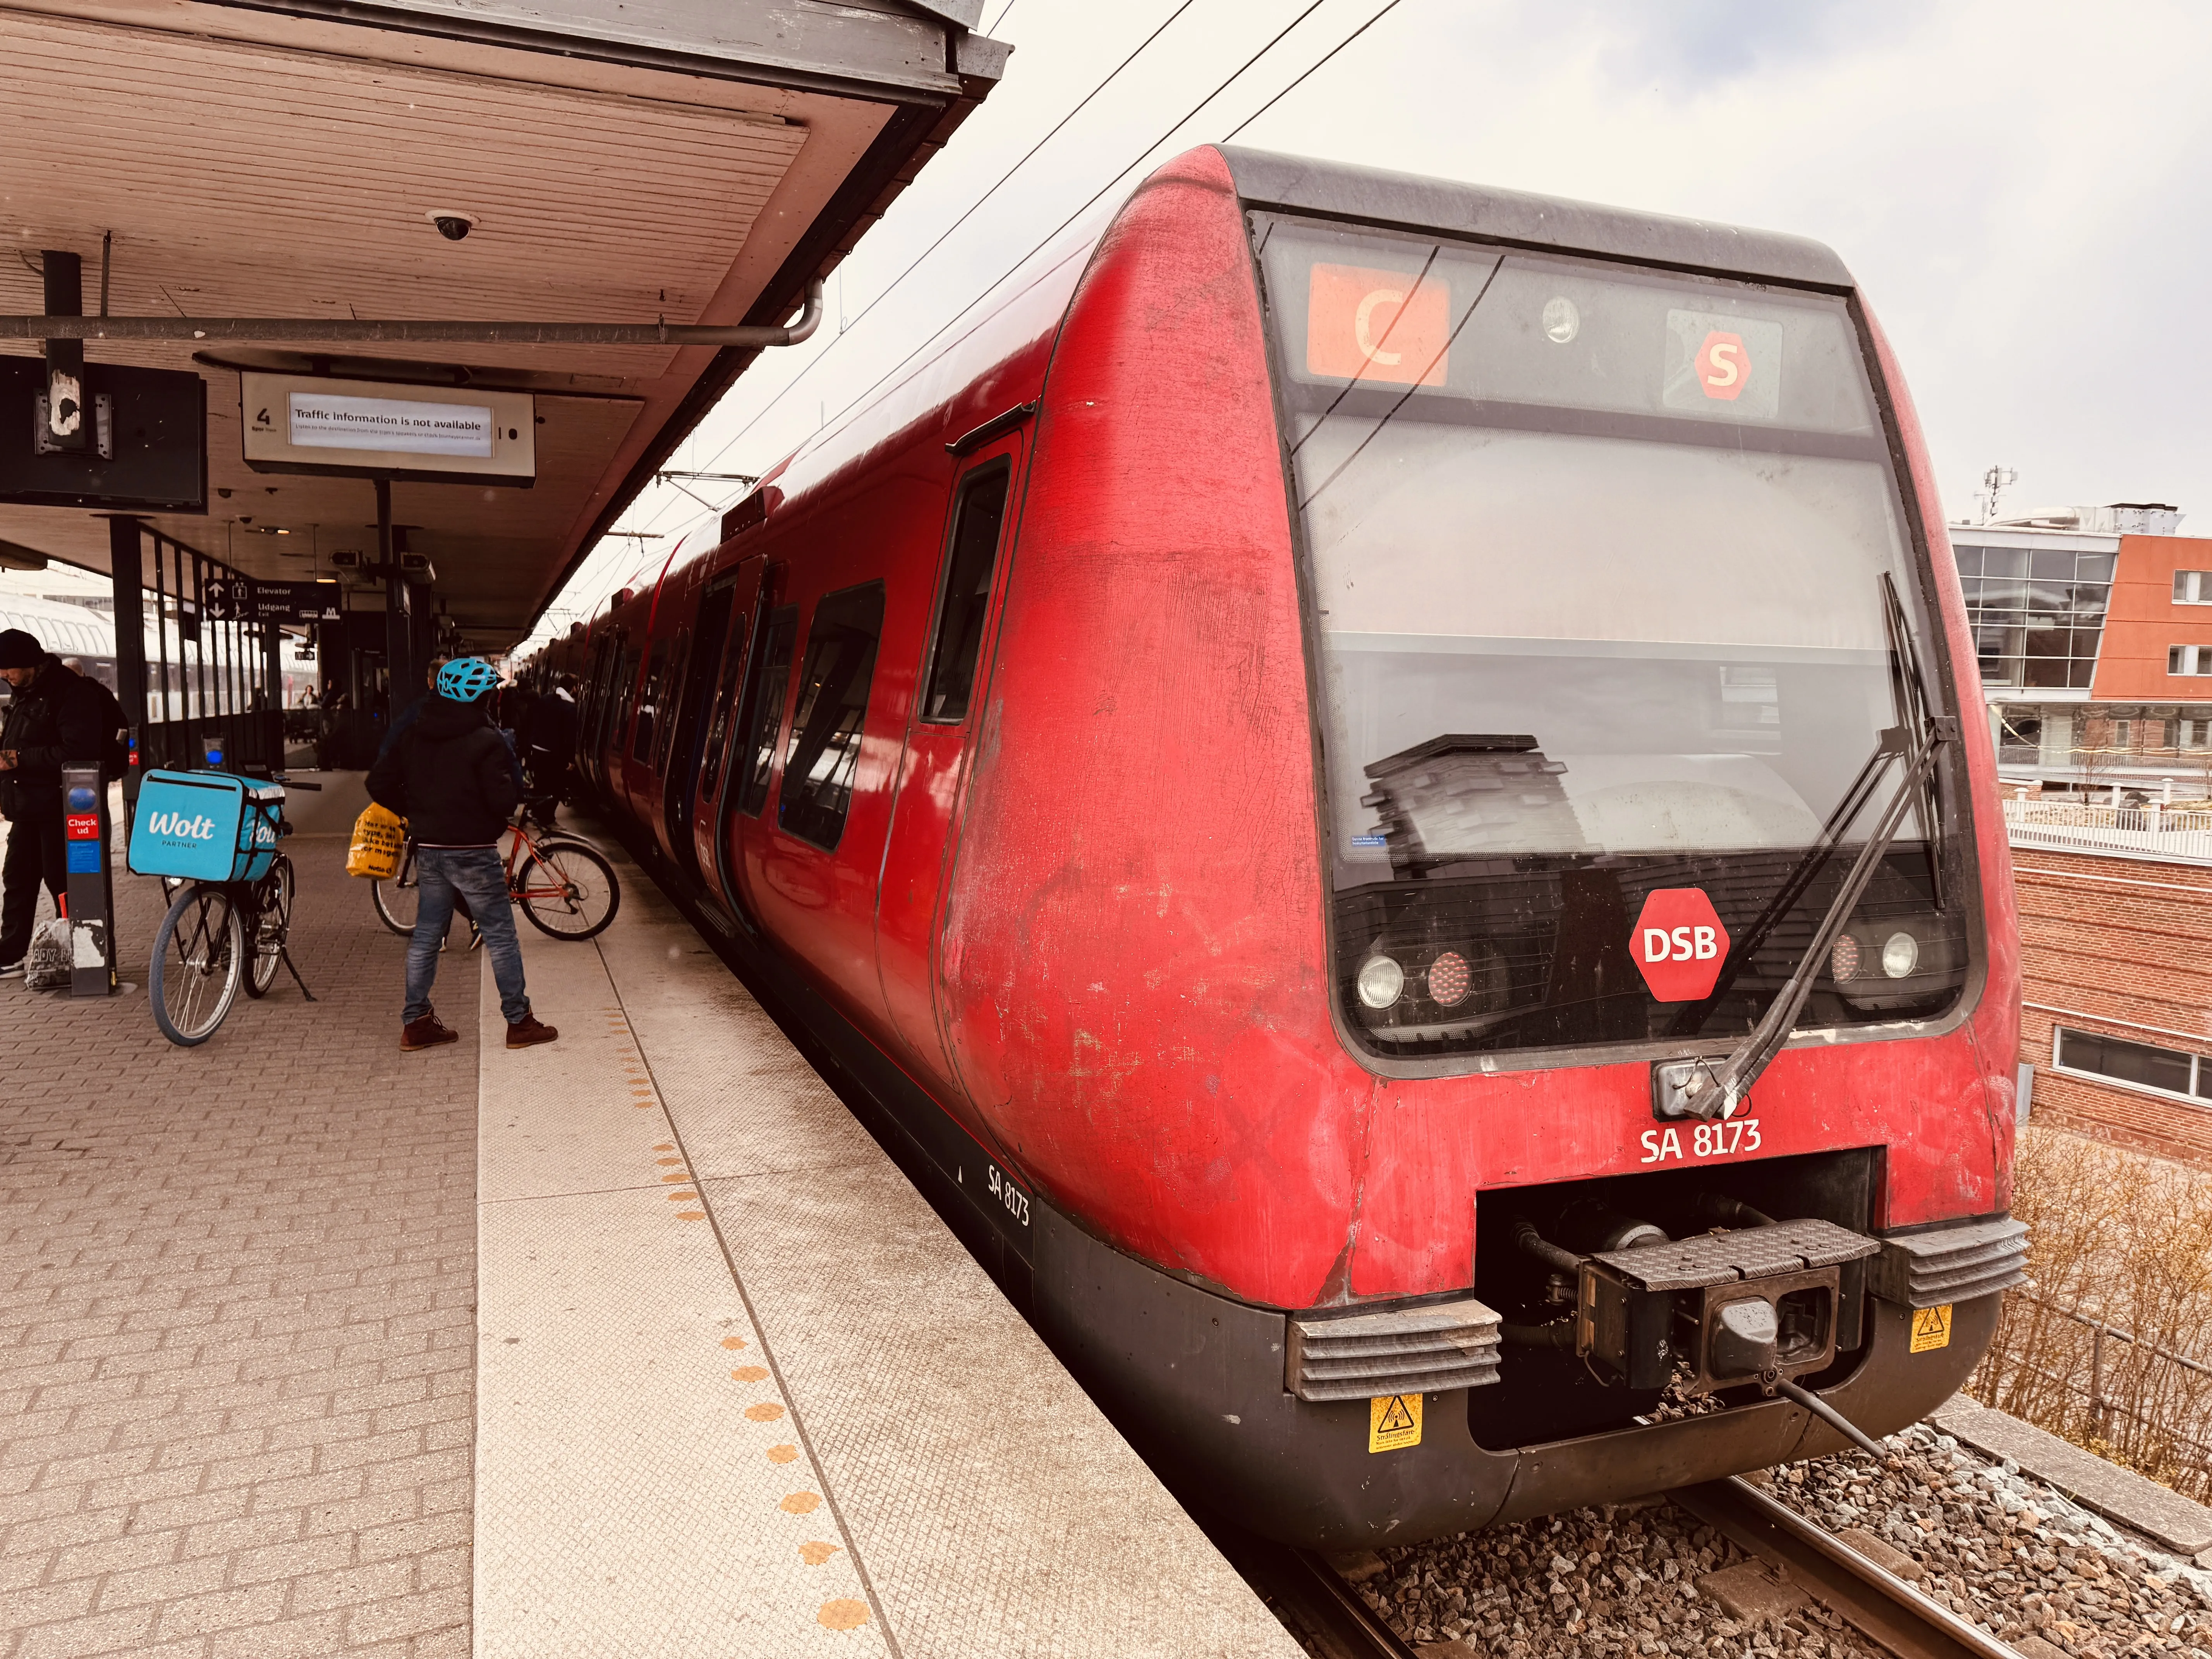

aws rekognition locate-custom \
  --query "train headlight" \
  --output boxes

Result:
[1880,930,1920,979]
[1829,935,1861,982]
[1356,955,1405,1009]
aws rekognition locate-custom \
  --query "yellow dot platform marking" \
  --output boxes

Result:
[781,1492,823,1515]
[732,1366,770,1382]
[819,1598,870,1630]
[767,1444,799,1465]
[801,1542,843,1565]
[745,1403,785,1422]
[1368,1392,1423,1453]
[722,1336,749,1350]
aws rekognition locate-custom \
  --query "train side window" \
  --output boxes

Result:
[630,638,668,763]
[780,583,887,850]
[921,464,1011,724]
[736,606,799,816]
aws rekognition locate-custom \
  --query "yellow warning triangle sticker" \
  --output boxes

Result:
[1368,1392,1423,1452]
[1909,1304,1953,1353]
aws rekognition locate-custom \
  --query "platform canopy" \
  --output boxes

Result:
[0,0,1008,649]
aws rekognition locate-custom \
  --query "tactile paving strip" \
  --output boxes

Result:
[475,928,889,1657]
[592,870,1303,1659]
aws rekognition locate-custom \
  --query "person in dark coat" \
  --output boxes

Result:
[375,655,451,763]
[366,656,558,1052]
[0,630,108,974]
[520,675,580,820]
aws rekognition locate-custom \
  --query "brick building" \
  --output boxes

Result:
[2012,844,2212,1165]
[1957,502,2212,800]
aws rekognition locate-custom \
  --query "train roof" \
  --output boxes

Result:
[606,145,1863,626]
[1219,146,1855,292]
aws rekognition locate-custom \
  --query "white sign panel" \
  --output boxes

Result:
[240,373,535,483]
[287,391,495,458]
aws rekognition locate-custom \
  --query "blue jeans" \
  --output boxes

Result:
[404,846,530,1025]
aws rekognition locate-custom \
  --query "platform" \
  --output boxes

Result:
[0,815,1298,1657]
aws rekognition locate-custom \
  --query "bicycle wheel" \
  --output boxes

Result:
[372,844,420,936]
[517,840,620,940]
[150,885,243,1046]
[243,854,294,999]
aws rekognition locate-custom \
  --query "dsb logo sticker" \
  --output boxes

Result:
[1630,888,1730,1002]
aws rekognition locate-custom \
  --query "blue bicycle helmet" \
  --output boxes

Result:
[437,656,499,703]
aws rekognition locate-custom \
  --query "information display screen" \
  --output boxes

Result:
[240,373,534,484]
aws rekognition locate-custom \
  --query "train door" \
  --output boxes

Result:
[720,565,796,933]
[694,556,768,921]
[740,575,896,1030]
[875,446,1022,1080]
[662,566,740,884]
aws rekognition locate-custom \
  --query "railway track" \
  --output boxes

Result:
[1220,1475,2029,1659]
[1671,1475,2027,1659]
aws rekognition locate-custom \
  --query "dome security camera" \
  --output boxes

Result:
[426,210,479,242]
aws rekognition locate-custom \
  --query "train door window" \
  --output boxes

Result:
[921,463,1010,724]
[736,606,799,816]
[780,583,887,850]
[630,638,668,763]
[651,628,690,773]
[697,599,754,806]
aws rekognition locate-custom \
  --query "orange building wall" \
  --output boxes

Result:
[2089,533,2212,698]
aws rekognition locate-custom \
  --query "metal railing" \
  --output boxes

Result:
[1970,1288,2212,1500]
[2002,798,2212,864]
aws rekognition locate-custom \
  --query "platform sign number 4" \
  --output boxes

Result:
[1910,1304,1953,1354]
[1369,1392,1422,1453]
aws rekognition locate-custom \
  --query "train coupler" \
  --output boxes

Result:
[1575,1218,1878,1393]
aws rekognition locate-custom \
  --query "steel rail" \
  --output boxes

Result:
[1188,1515,1418,1659]
[1669,1475,2026,1659]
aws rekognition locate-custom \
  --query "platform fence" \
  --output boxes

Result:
[2002,798,2212,865]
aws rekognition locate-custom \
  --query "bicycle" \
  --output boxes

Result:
[133,769,321,1047]
[370,806,619,942]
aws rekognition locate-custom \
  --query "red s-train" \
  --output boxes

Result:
[536,146,2024,1547]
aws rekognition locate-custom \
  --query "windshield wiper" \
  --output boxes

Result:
[1668,576,1943,1039]
[1653,711,1951,1122]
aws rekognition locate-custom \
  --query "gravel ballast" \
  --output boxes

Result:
[1352,1421,2212,1658]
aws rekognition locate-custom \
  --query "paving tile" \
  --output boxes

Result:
[2,844,475,1657]
[12,1603,159,1659]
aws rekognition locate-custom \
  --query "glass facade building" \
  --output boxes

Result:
[1950,540,2114,690]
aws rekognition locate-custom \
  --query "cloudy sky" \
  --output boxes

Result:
[524,0,2212,650]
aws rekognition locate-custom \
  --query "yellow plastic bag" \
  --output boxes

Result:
[347,801,407,879]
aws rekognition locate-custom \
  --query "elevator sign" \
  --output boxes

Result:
[1631,888,1730,1002]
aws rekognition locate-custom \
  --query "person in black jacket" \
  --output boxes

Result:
[0,630,108,975]
[519,675,579,821]
[366,656,558,1052]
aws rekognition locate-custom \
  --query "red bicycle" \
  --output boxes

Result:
[371,812,619,941]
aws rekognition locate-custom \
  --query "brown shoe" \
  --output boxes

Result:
[505,1014,558,1049]
[401,1012,459,1052]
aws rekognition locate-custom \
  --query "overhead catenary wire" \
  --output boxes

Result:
[800,0,1343,444]
[556,0,1410,639]
[1220,0,1403,143]
[617,0,1201,541]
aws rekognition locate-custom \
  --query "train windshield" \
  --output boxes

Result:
[1253,217,1970,1063]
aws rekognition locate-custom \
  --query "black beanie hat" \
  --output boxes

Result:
[0,629,45,670]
